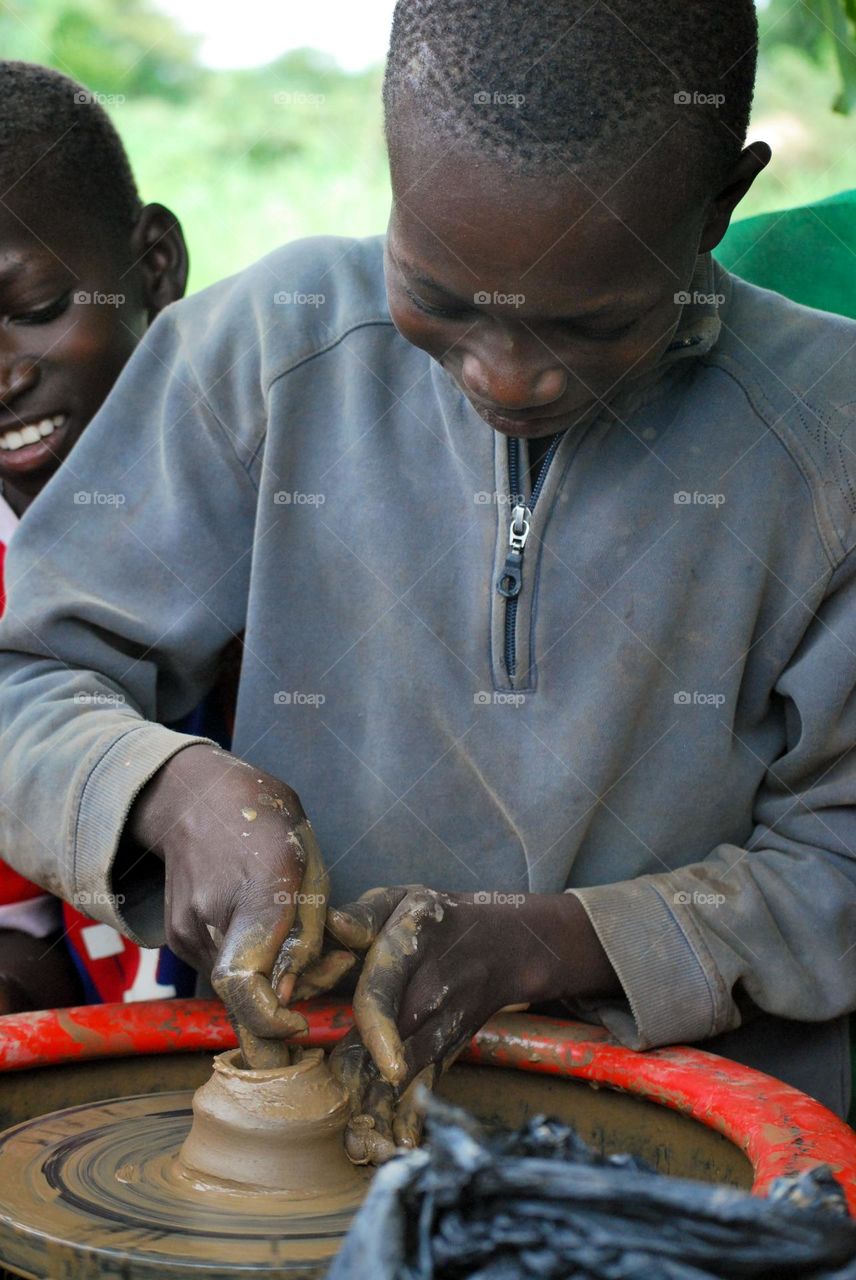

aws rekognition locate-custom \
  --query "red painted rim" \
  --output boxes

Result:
[0,998,853,1212]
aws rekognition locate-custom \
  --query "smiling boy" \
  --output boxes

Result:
[0,60,192,1011]
[0,1,853,1154]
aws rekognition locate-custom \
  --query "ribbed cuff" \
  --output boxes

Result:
[74,723,216,947]
[568,878,719,1049]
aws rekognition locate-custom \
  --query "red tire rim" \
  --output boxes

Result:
[0,998,853,1212]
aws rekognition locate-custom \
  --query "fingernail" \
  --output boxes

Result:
[350,1114,376,1130]
[277,973,296,1003]
[383,1060,407,1087]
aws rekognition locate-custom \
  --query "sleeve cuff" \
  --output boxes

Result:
[74,723,217,947]
[567,878,721,1049]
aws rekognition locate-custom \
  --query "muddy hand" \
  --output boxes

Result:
[124,743,339,1044]
[324,886,526,1164]
[329,1025,436,1164]
[325,887,620,1160]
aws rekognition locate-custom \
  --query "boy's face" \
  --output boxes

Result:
[0,197,184,495]
[386,135,725,439]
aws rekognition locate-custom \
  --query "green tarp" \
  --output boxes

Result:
[715,188,856,319]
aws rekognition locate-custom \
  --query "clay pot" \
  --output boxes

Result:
[178,1047,364,1200]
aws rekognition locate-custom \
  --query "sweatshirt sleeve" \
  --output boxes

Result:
[0,301,261,946]
[569,543,856,1050]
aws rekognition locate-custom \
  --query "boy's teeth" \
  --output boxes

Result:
[0,413,66,451]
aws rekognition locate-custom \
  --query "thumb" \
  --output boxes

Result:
[326,886,411,951]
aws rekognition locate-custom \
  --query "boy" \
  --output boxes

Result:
[0,60,194,1009]
[0,1,853,1162]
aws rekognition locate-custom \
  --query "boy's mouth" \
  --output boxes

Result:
[0,413,69,474]
[0,414,67,451]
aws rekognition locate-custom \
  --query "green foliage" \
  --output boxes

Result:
[0,0,200,97]
[762,0,856,111]
[740,40,856,218]
[823,0,856,111]
[107,47,388,291]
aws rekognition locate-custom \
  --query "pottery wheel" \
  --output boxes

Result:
[0,1091,372,1279]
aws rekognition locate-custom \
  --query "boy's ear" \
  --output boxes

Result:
[698,141,772,253]
[130,203,189,321]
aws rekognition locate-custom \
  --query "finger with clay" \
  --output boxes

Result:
[329,1026,437,1164]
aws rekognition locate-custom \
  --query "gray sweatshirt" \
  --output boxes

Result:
[0,236,853,1114]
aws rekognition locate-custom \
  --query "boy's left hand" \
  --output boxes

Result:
[319,885,618,1164]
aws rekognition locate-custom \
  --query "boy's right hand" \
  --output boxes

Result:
[124,743,353,1039]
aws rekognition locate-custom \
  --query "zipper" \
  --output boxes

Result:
[496,433,563,680]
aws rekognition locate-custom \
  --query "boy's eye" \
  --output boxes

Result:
[403,284,470,321]
[11,292,72,326]
[581,322,636,340]
[564,317,637,340]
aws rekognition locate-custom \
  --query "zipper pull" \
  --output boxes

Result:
[496,503,531,598]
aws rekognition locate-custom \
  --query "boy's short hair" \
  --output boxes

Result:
[0,61,142,242]
[384,0,758,193]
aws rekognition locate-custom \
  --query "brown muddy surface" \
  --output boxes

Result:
[0,1086,371,1279]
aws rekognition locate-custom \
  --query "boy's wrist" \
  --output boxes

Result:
[515,892,621,1006]
[125,742,216,857]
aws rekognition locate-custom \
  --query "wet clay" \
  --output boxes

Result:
[179,1047,365,1199]
[0,1081,372,1279]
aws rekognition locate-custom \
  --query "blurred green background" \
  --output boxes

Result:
[1,0,854,294]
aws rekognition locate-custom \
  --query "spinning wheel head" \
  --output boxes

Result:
[0,1072,370,1278]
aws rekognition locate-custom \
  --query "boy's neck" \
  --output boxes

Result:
[0,480,34,520]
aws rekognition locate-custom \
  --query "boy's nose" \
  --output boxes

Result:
[460,350,567,411]
[0,354,39,405]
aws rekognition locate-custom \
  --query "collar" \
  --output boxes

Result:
[664,251,724,363]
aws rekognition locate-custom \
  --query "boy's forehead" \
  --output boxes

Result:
[390,142,700,301]
[0,197,107,273]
